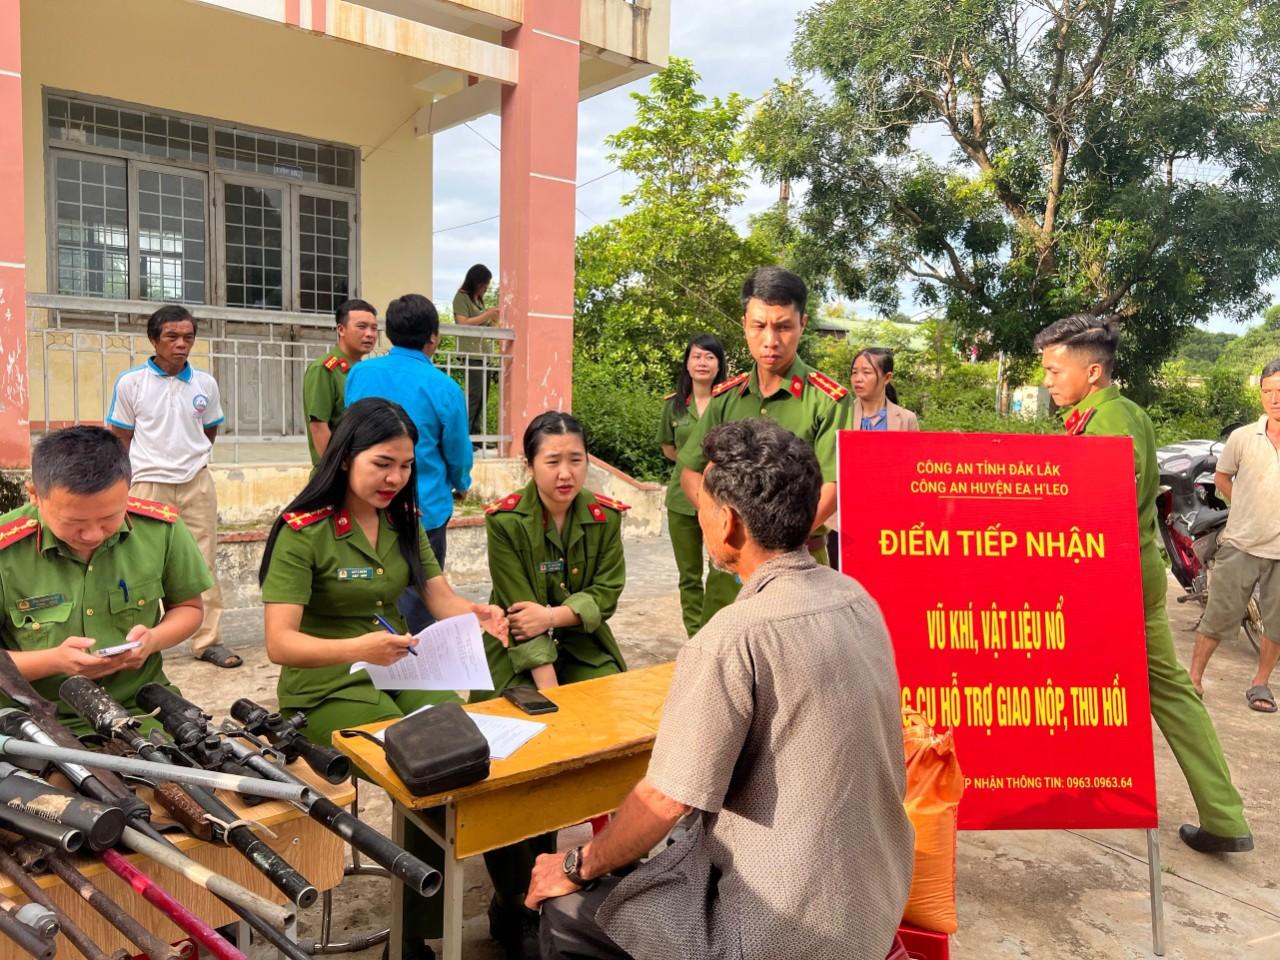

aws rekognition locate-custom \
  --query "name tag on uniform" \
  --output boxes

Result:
[16,593,64,612]
[538,560,565,574]
[336,568,375,581]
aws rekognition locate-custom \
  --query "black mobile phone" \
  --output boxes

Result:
[502,686,559,715]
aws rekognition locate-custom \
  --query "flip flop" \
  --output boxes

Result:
[1245,684,1277,713]
[196,644,243,669]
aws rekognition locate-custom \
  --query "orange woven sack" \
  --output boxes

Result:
[901,710,964,934]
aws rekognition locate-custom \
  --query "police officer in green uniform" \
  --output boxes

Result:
[478,411,628,959]
[303,298,379,465]
[678,267,852,627]
[1035,315,1252,853]
[0,426,210,734]
[259,397,508,960]
[658,335,726,637]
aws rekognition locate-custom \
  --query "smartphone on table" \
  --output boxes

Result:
[502,686,559,715]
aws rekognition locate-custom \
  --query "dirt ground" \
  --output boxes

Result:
[164,555,1279,959]
[165,579,683,959]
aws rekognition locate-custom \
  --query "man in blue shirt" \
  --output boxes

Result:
[344,293,473,632]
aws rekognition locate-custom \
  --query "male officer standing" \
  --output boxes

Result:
[0,426,211,733]
[678,266,852,626]
[303,298,379,464]
[1036,314,1252,853]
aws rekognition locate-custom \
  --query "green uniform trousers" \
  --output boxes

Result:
[700,543,829,628]
[667,511,706,638]
[484,658,623,923]
[1142,550,1248,837]
[295,688,461,945]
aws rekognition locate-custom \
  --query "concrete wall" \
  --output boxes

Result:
[20,0,433,316]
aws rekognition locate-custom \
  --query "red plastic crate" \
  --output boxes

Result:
[897,922,950,960]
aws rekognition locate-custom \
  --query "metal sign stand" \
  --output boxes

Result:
[1146,828,1166,956]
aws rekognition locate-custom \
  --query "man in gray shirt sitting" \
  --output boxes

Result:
[526,418,915,960]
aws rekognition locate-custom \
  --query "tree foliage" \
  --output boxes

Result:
[574,59,768,391]
[747,0,1280,397]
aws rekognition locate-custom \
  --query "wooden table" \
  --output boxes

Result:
[0,760,353,956]
[334,662,675,960]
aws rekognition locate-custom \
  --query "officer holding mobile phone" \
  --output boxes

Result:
[0,427,211,735]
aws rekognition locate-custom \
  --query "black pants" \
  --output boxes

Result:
[398,524,447,633]
[540,878,631,960]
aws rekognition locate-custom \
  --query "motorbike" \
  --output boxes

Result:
[1155,430,1262,654]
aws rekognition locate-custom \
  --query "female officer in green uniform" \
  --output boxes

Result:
[259,396,508,960]
[477,410,628,958]
[658,334,725,636]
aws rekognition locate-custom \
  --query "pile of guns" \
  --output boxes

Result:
[0,649,439,960]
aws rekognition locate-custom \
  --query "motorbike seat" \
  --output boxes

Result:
[1189,507,1229,537]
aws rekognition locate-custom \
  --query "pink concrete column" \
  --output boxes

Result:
[0,0,29,469]
[499,3,580,455]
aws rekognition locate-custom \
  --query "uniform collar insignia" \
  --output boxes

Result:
[790,375,805,398]
[333,509,353,537]
[1063,407,1096,436]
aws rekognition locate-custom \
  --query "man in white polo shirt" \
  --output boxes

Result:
[1190,357,1280,712]
[107,304,238,669]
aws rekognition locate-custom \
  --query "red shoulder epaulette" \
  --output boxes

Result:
[713,373,749,397]
[593,494,631,513]
[1063,407,1095,436]
[0,516,39,551]
[484,492,523,515]
[322,355,350,373]
[127,497,179,523]
[284,506,335,530]
[806,371,849,402]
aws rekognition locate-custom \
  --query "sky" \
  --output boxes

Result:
[430,0,1272,335]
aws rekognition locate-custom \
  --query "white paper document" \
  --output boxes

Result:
[376,704,546,760]
[350,613,493,691]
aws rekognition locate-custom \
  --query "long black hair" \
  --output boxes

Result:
[852,347,898,405]
[461,264,492,302]
[258,398,428,593]
[672,334,727,416]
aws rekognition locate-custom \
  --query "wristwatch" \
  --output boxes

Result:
[562,845,594,889]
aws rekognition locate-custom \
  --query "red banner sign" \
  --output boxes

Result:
[839,432,1157,831]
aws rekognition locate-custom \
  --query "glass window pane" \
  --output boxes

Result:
[298,194,350,314]
[213,126,356,187]
[138,169,207,304]
[221,183,284,310]
[53,155,129,299]
[47,95,212,165]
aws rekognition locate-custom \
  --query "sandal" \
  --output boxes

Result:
[1245,684,1277,713]
[196,644,243,669]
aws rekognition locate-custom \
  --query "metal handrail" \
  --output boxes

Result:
[26,292,517,341]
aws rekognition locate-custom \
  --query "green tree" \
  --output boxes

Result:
[746,0,1280,399]
[1168,327,1238,373]
[575,59,766,390]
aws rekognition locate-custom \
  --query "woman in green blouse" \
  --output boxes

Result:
[477,410,628,959]
[658,334,726,636]
[452,263,501,439]
[259,396,508,960]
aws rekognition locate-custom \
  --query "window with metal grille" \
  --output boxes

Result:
[44,91,358,312]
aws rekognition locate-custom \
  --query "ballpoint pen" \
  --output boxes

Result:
[374,614,418,656]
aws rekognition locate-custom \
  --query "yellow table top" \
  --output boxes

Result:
[333,662,676,810]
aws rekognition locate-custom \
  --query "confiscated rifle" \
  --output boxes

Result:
[0,651,301,960]
[230,698,352,784]
[0,898,55,960]
[0,707,306,960]
[0,844,131,960]
[61,677,319,908]
[138,683,443,897]
[0,761,126,851]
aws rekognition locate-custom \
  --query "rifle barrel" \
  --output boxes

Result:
[0,735,311,803]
